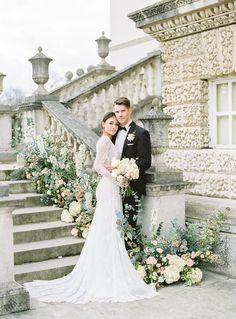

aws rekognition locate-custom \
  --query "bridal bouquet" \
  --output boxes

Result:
[111,157,139,197]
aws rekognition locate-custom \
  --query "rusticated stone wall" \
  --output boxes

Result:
[128,0,236,200]
[161,23,236,199]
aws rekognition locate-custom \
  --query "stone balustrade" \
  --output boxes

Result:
[65,51,161,129]
[51,67,116,103]
[42,101,99,168]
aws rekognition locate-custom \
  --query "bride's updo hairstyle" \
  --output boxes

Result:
[102,111,116,123]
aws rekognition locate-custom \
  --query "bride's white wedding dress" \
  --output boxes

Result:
[24,135,157,303]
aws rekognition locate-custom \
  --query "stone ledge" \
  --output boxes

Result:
[146,181,192,196]
[0,281,30,315]
[128,0,236,41]
[186,194,236,229]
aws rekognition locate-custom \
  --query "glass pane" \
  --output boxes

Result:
[217,116,229,145]
[232,83,236,111]
[217,83,228,112]
[233,116,236,145]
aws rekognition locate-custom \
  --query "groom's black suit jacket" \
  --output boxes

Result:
[112,121,151,196]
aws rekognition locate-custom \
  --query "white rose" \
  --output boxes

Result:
[61,210,74,223]
[111,169,119,178]
[71,228,79,237]
[111,158,120,169]
[188,268,203,284]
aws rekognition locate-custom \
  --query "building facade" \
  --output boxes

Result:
[110,0,159,69]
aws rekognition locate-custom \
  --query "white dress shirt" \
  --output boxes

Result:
[115,120,132,158]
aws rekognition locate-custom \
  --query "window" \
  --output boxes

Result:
[210,79,236,148]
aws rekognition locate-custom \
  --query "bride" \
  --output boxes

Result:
[24,112,157,304]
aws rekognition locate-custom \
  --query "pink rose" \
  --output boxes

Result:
[191,251,197,259]
[185,258,194,267]
[146,256,157,265]
[166,254,173,260]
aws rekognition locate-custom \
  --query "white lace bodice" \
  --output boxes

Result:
[93,135,119,177]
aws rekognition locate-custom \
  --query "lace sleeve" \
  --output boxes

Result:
[93,136,112,177]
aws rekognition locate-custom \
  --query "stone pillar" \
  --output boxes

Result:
[0,106,15,151]
[0,186,30,315]
[0,73,14,151]
[139,97,190,236]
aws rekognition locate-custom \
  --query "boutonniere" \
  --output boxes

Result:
[127,132,135,142]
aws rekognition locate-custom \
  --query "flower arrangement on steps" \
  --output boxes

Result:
[117,207,228,287]
[11,131,99,238]
[13,131,229,288]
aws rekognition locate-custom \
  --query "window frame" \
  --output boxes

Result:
[209,78,236,149]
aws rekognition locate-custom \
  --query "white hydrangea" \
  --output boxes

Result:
[163,265,180,284]
[188,268,203,284]
[69,201,81,216]
[61,209,74,223]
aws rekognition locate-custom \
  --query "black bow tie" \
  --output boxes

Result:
[119,126,127,131]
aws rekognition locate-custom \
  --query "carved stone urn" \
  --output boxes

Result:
[28,46,52,95]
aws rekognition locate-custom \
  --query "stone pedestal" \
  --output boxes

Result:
[0,281,30,316]
[143,183,189,238]
[139,97,191,237]
[0,105,16,151]
[0,189,30,315]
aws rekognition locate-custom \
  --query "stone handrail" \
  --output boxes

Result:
[50,67,115,103]
[64,51,161,129]
[42,101,99,167]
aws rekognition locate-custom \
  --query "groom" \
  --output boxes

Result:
[112,97,151,229]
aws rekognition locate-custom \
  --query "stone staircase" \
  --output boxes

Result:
[0,151,85,284]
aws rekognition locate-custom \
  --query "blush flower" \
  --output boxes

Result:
[146,256,157,265]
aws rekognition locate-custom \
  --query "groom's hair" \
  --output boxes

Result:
[114,97,131,108]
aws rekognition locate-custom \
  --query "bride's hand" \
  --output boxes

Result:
[106,165,112,173]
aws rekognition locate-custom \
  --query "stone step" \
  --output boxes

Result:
[11,192,43,207]
[15,255,79,283]
[0,151,17,163]
[13,206,63,225]
[0,184,8,197]
[14,221,75,244]
[0,180,34,194]
[14,237,84,265]
[0,192,43,209]
[0,163,19,181]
